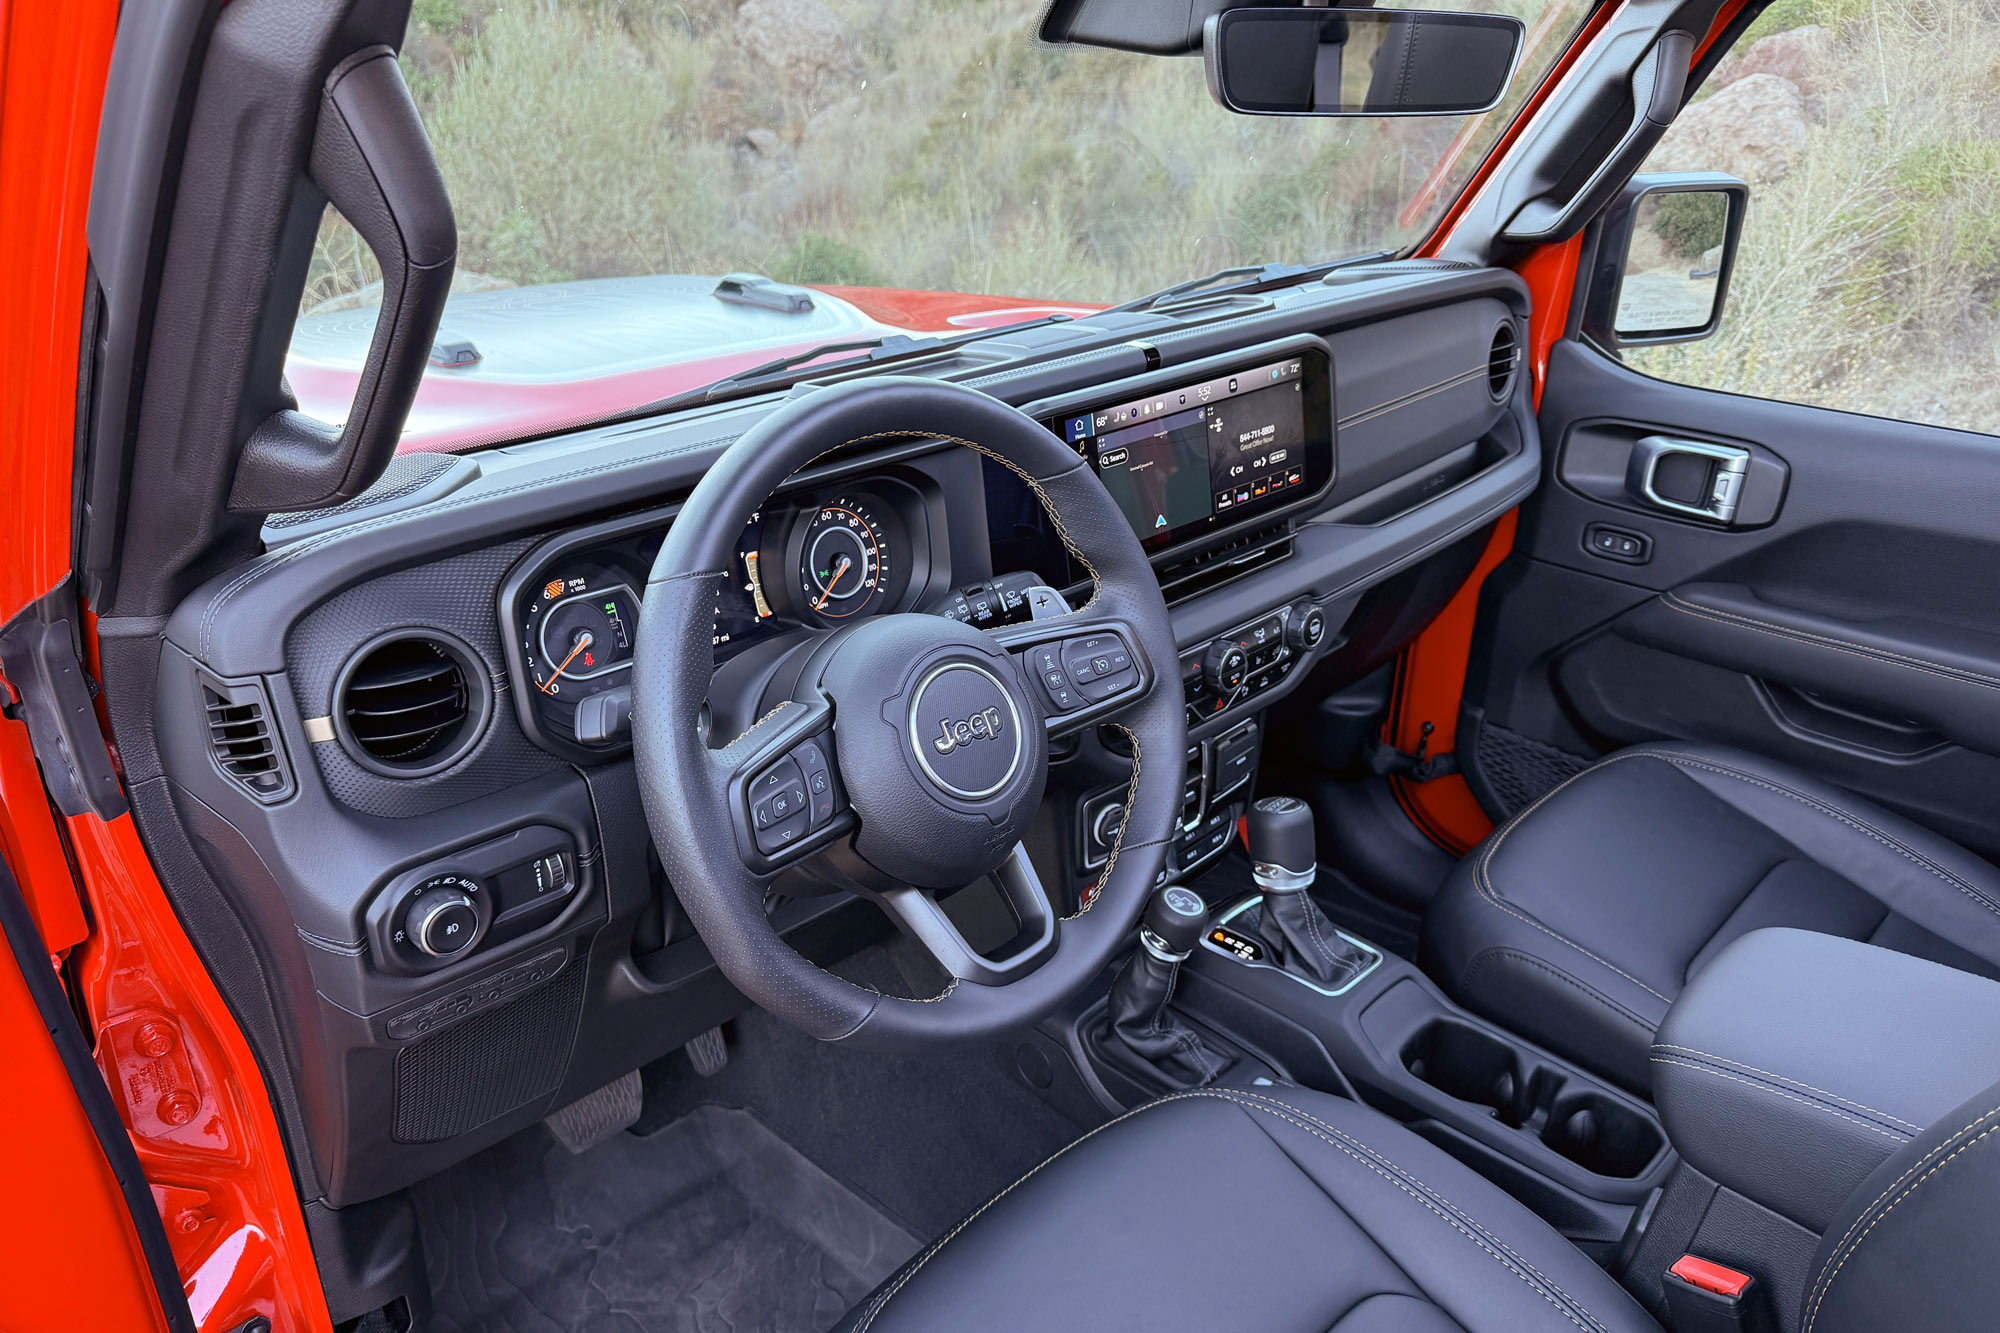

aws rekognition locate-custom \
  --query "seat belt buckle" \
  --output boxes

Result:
[1664,1255,1770,1333]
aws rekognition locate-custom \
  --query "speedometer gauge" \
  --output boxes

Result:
[797,499,891,620]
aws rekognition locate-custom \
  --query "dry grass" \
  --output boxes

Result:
[1629,0,2000,431]
[306,0,1588,311]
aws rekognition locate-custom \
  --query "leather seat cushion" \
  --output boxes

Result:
[1423,742,2000,1092]
[836,1084,1658,1333]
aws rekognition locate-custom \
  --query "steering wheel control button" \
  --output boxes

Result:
[909,661,1025,800]
[1062,633,1137,702]
[749,757,812,852]
[792,738,839,828]
[1028,643,1080,712]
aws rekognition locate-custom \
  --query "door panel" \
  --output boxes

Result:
[1466,339,2000,861]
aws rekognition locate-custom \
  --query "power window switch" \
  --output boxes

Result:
[1584,523,1652,565]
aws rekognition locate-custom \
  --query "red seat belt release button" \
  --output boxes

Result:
[1664,1255,1769,1332]
[1670,1256,1752,1297]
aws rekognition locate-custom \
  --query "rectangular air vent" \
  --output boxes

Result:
[1156,522,1295,606]
[202,679,293,802]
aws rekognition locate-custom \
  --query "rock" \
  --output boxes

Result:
[735,0,860,96]
[1649,73,1808,184]
[1713,24,1834,93]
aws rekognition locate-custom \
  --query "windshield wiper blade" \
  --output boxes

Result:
[1102,249,1399,315]
[629,314,1080,419]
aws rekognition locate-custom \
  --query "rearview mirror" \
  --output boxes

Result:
[1204,7,1524,116]
[1582,172,1749,349]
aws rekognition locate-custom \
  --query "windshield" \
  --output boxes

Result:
[289,0,1596,454]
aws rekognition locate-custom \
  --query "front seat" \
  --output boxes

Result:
[836,1083,1657,1332]
[1424,741,2000,1091]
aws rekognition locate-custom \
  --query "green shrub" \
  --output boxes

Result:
[1650,191,1727,259]
[768,233,887,286]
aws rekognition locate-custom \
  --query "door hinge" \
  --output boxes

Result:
[0,580,127,819]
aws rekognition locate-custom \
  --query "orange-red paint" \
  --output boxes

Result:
[0,859,175,1333]
[1383,511,1519,855]
[1389,0,1757,853]
[0,0,335,1328]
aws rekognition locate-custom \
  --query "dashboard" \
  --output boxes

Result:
[154,265,1537,1210]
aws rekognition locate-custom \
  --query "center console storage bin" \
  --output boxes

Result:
[1652,927,2000,1232]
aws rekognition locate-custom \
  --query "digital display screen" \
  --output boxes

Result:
[1051,354,1328,553]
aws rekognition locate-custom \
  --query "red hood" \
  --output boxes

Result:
[284,275,1102,455]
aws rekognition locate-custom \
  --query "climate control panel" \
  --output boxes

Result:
[1181,601,1327,725]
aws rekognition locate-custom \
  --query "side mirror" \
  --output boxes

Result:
[1583,172,1748,349]
[1203,7,1523,116]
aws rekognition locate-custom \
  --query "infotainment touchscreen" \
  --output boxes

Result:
[1047,350,1333,553]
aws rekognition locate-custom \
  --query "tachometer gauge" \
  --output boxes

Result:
[523,574,640,698]
[797,499,891,620]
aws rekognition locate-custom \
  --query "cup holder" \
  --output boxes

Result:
[1399,1018,1663,1179]
[1540,1089,1665,1179]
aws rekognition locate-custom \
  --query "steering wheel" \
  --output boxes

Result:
[632,377,1185,1049]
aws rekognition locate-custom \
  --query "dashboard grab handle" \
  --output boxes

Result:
[229,47,456,513]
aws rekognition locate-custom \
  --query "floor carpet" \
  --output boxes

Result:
[416,1104,920,1333]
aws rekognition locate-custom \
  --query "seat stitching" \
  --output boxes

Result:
[855,1089,1614,1333]
[1643,750,2000,924]
[1651,1044,1923,1129]
[1662,591,2000,691]
[1461,948,1656,1034]
[1801,1115,2000,1332]
[1208,1091,1611,1333]
[1649,1057,1914,1143]
[1801,1102,2000,1325]
[1470,751,1677,1003]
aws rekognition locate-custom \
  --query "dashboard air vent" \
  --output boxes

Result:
[1156,522,1295,606]
[336,633,483,776]
[203,679,292,801]
[1488,323,1520,401]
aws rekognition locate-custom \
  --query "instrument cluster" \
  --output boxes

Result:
[505,478,933,756]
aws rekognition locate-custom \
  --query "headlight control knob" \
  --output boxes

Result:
[407,877,483,958]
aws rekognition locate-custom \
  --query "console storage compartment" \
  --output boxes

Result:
[1651,927,2000,1232]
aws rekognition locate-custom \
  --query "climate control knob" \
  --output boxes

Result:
[1288,603,1328,652]
[409,886,481,958]
[1201,640,1249,695]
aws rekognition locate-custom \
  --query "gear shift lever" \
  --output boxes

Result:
[1248,796,1372,990]
[1105,884,1230,1087]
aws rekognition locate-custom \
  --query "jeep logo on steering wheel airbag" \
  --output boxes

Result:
[907,662,1024,802]
[933,706,1005,755]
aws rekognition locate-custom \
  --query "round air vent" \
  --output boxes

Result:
[334,631,488,777]
[1488,322,1521,401]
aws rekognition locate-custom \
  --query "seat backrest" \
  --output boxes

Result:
[1800,1077,2000,1332]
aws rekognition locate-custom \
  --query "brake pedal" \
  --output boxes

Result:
[543,1069,641,1154]
[687,1025,729,1076]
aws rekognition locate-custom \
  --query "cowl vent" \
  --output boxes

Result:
[335,633,485,777]
[203,679,292,802]
[1488,322,1521,401]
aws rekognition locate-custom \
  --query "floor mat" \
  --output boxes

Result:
[636,944,1091,1239]
[1191,853,1423,960]
[416,1104,920,1333]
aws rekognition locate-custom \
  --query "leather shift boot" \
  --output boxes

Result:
[1259,888,1371,989]
[1105,948,1231,1087]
